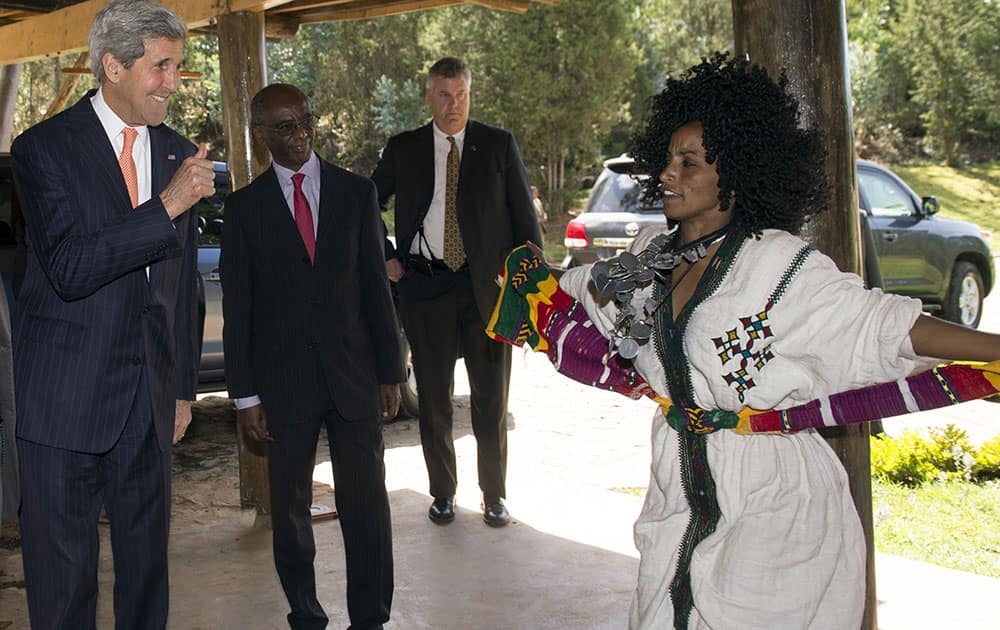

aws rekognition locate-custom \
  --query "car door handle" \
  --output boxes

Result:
[207,268,221,282]
[882,232,898,243]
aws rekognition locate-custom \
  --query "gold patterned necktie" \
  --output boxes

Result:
[118,127,139,208]
[442,136,465,271]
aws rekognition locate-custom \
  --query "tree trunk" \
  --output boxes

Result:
[0,63,21,151]
[217,10,270,516]
[732,1,876,628]
[547,151,556,202]
[559,150,566,191]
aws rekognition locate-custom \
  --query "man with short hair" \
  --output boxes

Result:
[222,83,402,630]
[10,1,214,627]
[372,57,541,527]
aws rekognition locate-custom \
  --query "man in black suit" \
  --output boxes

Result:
[9,1,214,627]
[372,57,541,527]
[221,84,403,630]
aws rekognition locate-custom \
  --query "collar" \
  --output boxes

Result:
[91,87,149,147]
[432,122,466,145]
[272,151,321,184]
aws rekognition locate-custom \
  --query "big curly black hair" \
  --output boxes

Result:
[630,52,829,235]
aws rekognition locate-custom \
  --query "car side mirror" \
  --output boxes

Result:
[922,195,940,216]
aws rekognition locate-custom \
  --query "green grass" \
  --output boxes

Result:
[612,486,645,497]
[891,162,1000,251]
[873,478,1000,577]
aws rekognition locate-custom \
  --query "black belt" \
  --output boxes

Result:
[408,254,465,275]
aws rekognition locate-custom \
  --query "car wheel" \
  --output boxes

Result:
[396,329,419,419]
[941,261,984,328]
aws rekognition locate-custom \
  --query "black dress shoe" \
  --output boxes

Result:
[428,497,455,524]
[482,498,511,527]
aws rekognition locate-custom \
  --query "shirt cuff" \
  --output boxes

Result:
[234,395,262,410]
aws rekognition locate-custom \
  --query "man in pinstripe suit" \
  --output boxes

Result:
[9,2,214,627]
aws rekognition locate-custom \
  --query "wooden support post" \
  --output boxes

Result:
[731,1,876,627]
[217,9,271,515]
[0,63,22,151]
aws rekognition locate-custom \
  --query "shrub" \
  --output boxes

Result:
[928,424,976,480]
[870,431,939,487]
[972,436,1000,482]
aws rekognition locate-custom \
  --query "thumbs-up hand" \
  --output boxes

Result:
[160,142,216,220]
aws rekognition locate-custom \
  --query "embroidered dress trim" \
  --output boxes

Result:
[653,227,747,630]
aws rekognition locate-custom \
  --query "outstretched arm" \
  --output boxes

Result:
[910,314,1000,361]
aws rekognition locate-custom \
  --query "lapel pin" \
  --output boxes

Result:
[167,154,176,160]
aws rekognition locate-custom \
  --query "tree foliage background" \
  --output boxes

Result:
[7,0,998,211]
[847,0,1000,165]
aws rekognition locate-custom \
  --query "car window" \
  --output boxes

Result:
[858,169,915,217]
[196,170,230,245]
[583,171,660,214]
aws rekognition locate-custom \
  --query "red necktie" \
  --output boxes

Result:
[291,173,316,263]
[118,127,139,208]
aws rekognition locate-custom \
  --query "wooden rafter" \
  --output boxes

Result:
[467,0,533,12]
[294,0,467,23]
[0,0,558,65]
[0,0,297,65]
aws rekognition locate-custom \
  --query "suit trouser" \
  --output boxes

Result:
[267,400,393,630]
[397,267,511,501]
[18,374,170,630]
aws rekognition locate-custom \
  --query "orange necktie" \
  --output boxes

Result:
[118,127,139,208]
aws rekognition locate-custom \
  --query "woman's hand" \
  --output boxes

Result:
[526,240,564,281]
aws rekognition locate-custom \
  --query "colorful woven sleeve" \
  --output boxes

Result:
[660,361,1000,435]
[486,246,659,400]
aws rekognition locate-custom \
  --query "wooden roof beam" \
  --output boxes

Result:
[0,0,298,65]
[290,0,553,22]
[294,0,467,23]
[467,0,533,12]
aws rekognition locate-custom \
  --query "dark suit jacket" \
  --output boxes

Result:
[0,287,16,523]
[371,120,541,321]
[9,91,200,453]
[220,158,403,428]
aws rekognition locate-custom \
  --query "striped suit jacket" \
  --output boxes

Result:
[10,91,199,453]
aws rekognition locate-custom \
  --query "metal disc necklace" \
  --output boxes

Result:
[591,224,732,359]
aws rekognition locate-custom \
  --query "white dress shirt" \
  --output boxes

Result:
[234,152,322,411]
[410,123,465,258]
[91,88,152,207]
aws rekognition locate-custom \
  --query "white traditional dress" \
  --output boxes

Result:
[559,227,923,629]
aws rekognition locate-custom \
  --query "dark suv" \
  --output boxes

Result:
[563,156,994,328]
